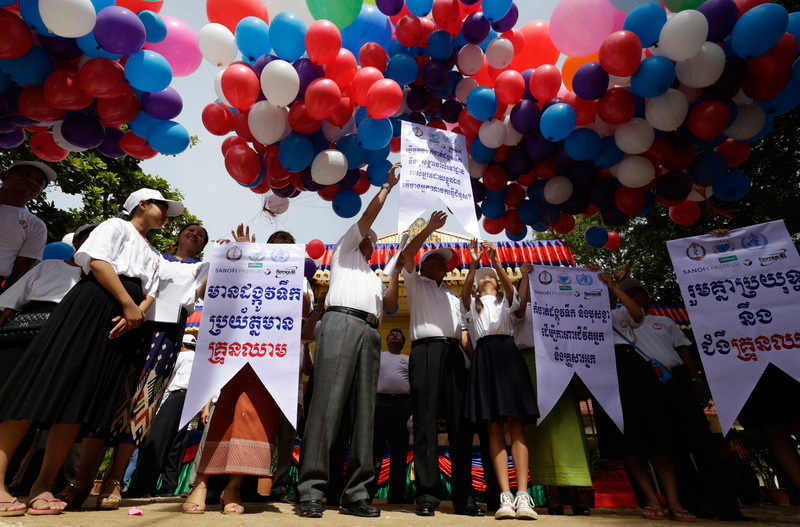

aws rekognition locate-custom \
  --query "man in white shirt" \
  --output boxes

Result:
[387,211,482,517]
[0,161,55,292]
[298,165,401,519]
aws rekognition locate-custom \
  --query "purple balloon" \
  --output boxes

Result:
[507,145,533,175]
[600,205,630,226]
[471,177,487,202]
[141,87,182,120]
[462,13,491,44]
[540,96,562,112]
[656,170,693,201]
[588,178,618,209]
[406,86,431,112]
[293,58,325,99]
[407,112,427,125]
[253,54,278,77]
[704,56,747,99]
[490,3,519,33]
[0,85,22,118]
[559,191,590,214]
[443,48,458,71]
[376,0,404,16]
[272,184,300,198]
[440,99,463,123]
[0,127,25,148]
[520,69,535,100]
[554,143,573,167]
[421,60,447,90]
[566,162,597,186]
[304,257,317,279]
[7,114,37,127]
[97,127,127,158]
[510,100,541,134]
[299,167,325,191]
[61,114,105,149]
[572,62,608,101]
[94,6,147,55]
[525,133,555,161]
[0,117,17,134]
[39,35,83,60]
[698,0,739,42]
[337,168,362,190]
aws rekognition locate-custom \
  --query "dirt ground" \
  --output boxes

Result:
[0,499,798,527]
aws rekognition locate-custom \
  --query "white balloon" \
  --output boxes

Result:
[40,0,96,38]
[248,100,288,145]
[457,45,484,76]
[267,194,290,214]
[311,149,348,185]
[657,10,708,62]
[322,115,355,143]
[260,60,299,107]
[478,119,506,148]
[687,184,713,202]
[198,23,238,67]
[52,122,88,152]
[469,158,487,179]
[614,117,654,154]
[645,89,688,131]
[543,176,574,205]
[616,155,655,188]
[456,78,479,104]
[725,103,766,140]
[676,42,725,88]
[485,37,514,69]
[503,115,523,146]
[214,71,233,107]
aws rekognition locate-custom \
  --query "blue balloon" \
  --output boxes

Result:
[90,0,115,11]
[425,30,453,62]
[478,28,499,52]
[757,80,800,116]
[77,31,122,59]
[518,200,544,226]
[564,129,602,161]
[638,191,655,216]
[342,4,392,59]
[712,171,750,201]
[788,12,800,43]
[585,225,608,248]
[469,137,496,163]
[623,2,666,48]
[0,46,53,86]
[366,159,393,185]
[731,3,788,59]
[310,130,329,154]
[139,10,167,44]
[466,86,498,121]
[147,120,189,155]
[539,103,576,142]
[386,53,418,85]
[43,242,74,261]
[357,117,394,150]
[333,189,362,218]
[336,134,366,168]
[236,16,271,61]
[630,56,675,98]
[18,0,47,34]
[125,50,172,92]
[481,197,505,220]
[279,133,314,172]
[355,105,368,126]
[388,39,411,56]
[270,12,306,62]
[406,0,433,16]
[688,150,726,186]
[129,111,161,137]
[592,136,624,168]
[743,113,773,143]
[483,0,513,22]
[507,226,528,241]
[364,144,391,165]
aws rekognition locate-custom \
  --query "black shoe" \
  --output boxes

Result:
[300,499,323,518]
[340,499,380,517]
[415,502,436,516]
[572,505,591,516]
[719,511,757,522]
[548,505,565,515]
[280,489,298,504]
[455,502,485,516]
[387,496,414,504]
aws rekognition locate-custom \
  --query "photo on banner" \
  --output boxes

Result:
[529,266,623,432]
[667,220,800,433]
[179,242,304,429]
[398,121,480,238]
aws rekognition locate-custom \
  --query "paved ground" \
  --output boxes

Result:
[0,499,798,527]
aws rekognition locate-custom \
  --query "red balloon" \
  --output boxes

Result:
[614,186,646,216]
[471,58,493,87]
[306,19,341,65]
[483,216,504,235]
[494,144,512,162]
[494,70,525,105]
[305,78,342,120]
[249,176,271,194]
[502,29,525,55]
[389,3,412,25]
[488,64,511,84]
[530,64,561,102]
[504,183,526,207]
[669,200,701,225]
[97,88,140,125]
[443,14,463,38]
[206,0,266,33]
[318,185,338,201]
[533,158,559,179]
[687,100,730,140]
[561,91,597,126]
[517,170,538,186]
[604,231,621,250]
[224,144,262,185]
[17,86,67,122]
[29,131,68,162]
[419,17,435,47]
[741,68,791,101]
[221,63,259,111]
[503,209,524,235]
[581,204,599,216]
[221,135,247,156]
[432,0,461,28]
[597,87,635,125]
[662,146,695,170]
[359,42,388,72]
[119,132,157,160]
[396,15,424,47]
[641,135,674,166]
[79,58,127,99]
[353,170,371,195]
[233,107,254,142]
[306,239,325,259]
[715,139,751,167]
[44,69,93,110]
[734,0,769,18]
[288,100,323,134]
[349,67,384,106]
[483,165,508,191]
[327,95,354,127]
[511,20,559,71]
[202,102,234,136]
[366,78,402,119]
[324,48,358,88]
[390,136,401,153]
[117,0,164,13]
[0,10,32,59]
[599,31,642,77]
[553,213,576,234]
[748,33,798,78]
[458,108,482,136]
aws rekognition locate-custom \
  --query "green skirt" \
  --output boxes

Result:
[522,348,592,487]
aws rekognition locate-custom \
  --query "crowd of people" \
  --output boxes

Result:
[0,160,798,521]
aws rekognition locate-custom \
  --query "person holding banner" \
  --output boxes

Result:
[297,163,401,519]
[462,240,539,520]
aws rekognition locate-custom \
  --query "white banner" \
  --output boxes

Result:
[180,242,304,428]
[667,220,800,433]
[530,266,623,432]
[398,121,479,238]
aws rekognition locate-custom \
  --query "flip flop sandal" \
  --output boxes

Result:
[0,498,27,517]
[668,507,696,522]
[26,496,65,515]
[642,506,665,520]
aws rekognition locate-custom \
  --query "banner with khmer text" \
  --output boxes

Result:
[667,220,800,433]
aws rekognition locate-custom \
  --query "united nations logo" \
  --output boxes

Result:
[249,249,264,261]
[742,232,768,250]
[686,243,706,261]
[576,273,593,286]
[712,239,735,254]
[270,248,289,262]
[538,270,552,285]
[226,246,242,262]
[557,274,571,285]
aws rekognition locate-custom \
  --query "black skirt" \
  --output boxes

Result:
[465,334,539,423]
[0,274,148,432]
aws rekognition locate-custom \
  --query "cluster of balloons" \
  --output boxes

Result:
[0,0,199,162]
[201,0,798,244]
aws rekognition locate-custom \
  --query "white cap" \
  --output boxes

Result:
[420,247,455,265]
[475,266,498,283]
[6,160,57,182]
[182,333,197,349]
[123,188,184,217]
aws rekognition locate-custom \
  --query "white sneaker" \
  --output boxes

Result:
[495,492,516,520]
[514,492,538,520]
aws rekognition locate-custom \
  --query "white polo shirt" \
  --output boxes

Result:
[632,315,692,369]
[377,351,410,395]
[402,268,464,341]
[611,305,643,345]
[0,259,82,310]
[0,205,47,278]
[324,223,384,318]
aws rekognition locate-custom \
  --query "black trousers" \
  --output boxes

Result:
[367,393,411,500]
[409,339,474,509]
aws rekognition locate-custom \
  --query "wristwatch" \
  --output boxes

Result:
[381,183,391,192]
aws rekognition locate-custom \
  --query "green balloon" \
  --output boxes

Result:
[663,0,704,11]
[306,0,363,29]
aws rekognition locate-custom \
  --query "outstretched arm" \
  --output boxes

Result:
[461,239,481,310]
[383,253,405,313]
[401,210,447,272]
[357,162,400,237]
[515,263,533,318]
[485,241,514,306]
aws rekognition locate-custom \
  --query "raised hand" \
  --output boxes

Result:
[231,223,256,243]
[468,238,481,264]
[482,240,497,262]
[428,210,447,231]
[613,263,630,284]
[520,262,533,276]
[387,162,401,188]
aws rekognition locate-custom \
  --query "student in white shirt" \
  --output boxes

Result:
[0,188,183,516]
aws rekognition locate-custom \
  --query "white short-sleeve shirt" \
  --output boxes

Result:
[324,224,384,318]
[466,289,520,340]
[611,305,643,345]
[632,315,692,369]
[0,259,82,311]
[0,205,47,278]
[73,218,162,297]
[377,351,410,395]
[402,269,464,341]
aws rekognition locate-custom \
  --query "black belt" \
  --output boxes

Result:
[412,336,459,347]
[326,305,380,329]
[377,393,410,398]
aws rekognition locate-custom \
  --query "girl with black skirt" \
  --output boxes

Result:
[462,239,539,520]
[0,188,183,516]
